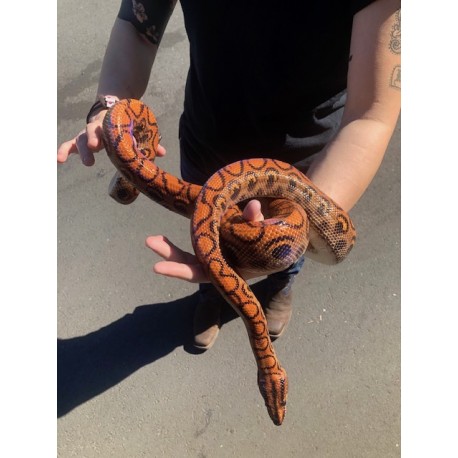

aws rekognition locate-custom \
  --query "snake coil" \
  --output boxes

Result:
[102,99,356,425]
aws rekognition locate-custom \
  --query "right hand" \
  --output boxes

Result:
[57,109,167,165]
[57,110,108,166]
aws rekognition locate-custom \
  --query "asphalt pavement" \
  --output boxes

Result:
[57,2,401,456]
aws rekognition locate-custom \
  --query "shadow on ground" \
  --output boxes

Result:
[57,279,273,417]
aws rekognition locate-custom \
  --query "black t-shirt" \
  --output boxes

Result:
[119,0,375,182]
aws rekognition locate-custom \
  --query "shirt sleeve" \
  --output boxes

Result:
[351,0,377,16]
[117,0,174,45]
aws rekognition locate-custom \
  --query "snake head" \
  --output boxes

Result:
[257,368,288,426]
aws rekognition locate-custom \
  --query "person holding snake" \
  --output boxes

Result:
[57,0,401,354]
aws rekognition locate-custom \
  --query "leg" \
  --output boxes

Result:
[193,283,225,350]
[265,255,306,339]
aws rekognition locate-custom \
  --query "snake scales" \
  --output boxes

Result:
[102,99,356,425]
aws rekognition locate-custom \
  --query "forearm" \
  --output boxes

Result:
[96,18,158,99]
[97,0,177,99]
[306,117,398,212]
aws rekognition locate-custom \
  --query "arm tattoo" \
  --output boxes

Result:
[390,65,401,90]
[389,9,401,54]
[388,9,401,90]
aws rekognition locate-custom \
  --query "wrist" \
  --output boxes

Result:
[86,95,120,124]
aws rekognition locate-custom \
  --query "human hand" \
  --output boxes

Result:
[57,109,108,166]
[57,109,167,166]
[146,199,266,283]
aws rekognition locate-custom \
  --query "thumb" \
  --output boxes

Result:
[242,199,264,222]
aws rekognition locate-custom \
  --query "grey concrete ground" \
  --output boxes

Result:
[57,2,400,457]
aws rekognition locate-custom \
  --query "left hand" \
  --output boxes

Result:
[146,199,265,283]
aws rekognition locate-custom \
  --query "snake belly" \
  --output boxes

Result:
[102,99,356,425]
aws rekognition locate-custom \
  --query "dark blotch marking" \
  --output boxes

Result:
[272,244,292,260]
[335,220,347,234]
[303,188,313,202]
[317,201,330,216]
[266,174,276,188]
[230,184,241,201]
[247,172,258,192]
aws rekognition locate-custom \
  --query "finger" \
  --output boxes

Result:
[86,122,105,152]
[75,131,95,166]
[156,144,167,157]
[242,199,265,222]
[153,260,209,283]
[146,235,209,283]
[57,137,78,163]
[145,235,197,264]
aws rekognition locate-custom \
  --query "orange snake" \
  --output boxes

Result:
[102,99,356,425]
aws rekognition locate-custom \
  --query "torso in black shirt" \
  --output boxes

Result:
[119,0,375,182]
